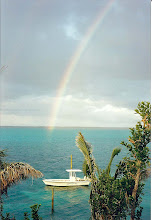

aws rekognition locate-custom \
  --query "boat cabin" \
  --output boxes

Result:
[66,169,82,181]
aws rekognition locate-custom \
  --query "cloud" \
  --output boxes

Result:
[63,23,81,40]
[1,95,140,127]
[55,96,140,127]
[37,32,49,41]
[62,13,87,41]
[1,0,150,126]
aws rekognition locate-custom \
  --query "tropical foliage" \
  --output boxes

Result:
[0,149,43,219]
[116,101,151,220]
[76,133,125,219]
[0,150,7,171]
[76,101,151,220]
[76,132,97,180]
[0,203,42,220]
[0,162,43,195]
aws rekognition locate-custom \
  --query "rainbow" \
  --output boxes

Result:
[49,0,115,129]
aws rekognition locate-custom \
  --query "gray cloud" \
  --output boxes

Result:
[1,0,150,126]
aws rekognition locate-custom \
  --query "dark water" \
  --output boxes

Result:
[0,127,151,219]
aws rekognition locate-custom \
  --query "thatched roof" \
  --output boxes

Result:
[0,162,43,194]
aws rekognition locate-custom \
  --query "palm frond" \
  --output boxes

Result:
[82,159,90,177]
[106,147,121,175]
[76,132,97,179]
[0,162,43,194]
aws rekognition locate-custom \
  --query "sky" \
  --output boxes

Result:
[0,0,151,127]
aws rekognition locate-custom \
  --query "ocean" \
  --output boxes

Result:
[0,127,151,219]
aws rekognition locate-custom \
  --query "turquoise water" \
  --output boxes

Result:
[0,127,150,219]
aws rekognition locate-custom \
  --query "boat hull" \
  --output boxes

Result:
[43,179,90,186]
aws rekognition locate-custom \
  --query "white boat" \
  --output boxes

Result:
[43,169,90,187]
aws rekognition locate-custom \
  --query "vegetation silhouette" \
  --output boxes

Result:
[76,101,151,220]
[0,149,43,219]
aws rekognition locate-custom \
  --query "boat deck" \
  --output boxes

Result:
[43,178,90,186]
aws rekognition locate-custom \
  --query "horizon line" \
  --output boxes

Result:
[0,125,130,129]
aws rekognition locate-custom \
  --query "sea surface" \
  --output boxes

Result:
[0,127,151,219]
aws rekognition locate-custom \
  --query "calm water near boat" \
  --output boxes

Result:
[0,127,150,219]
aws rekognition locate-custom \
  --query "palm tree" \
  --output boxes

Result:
[76,132,122,220]
[76,132,121,179]
[0,151,43,195]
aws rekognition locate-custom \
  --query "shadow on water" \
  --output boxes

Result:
[42,185,91,219]
[44,185,90,192]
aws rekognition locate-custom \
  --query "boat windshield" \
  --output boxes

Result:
[69,171,76,178]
